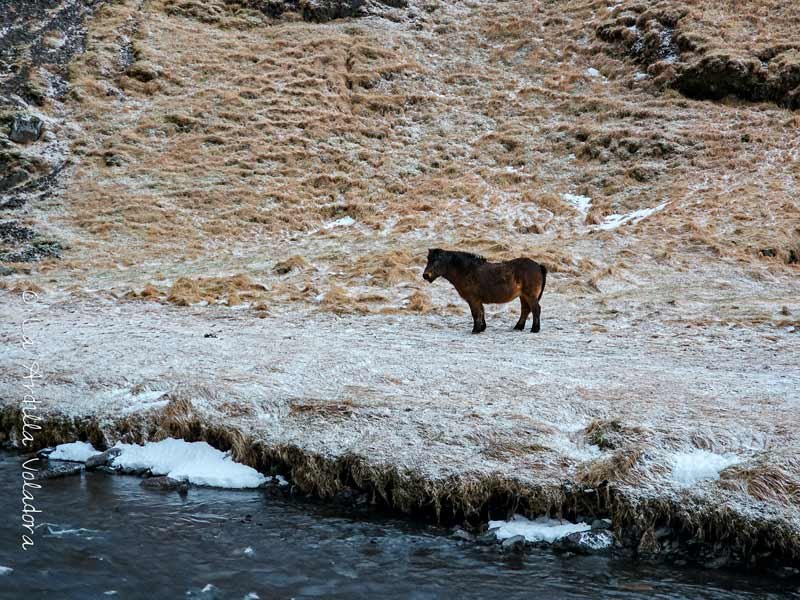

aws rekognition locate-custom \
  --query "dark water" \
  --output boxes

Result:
[1,453,798,600]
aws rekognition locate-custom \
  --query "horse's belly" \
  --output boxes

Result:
[482,283,520,304]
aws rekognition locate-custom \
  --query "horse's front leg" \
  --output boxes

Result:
[468,301,486,333]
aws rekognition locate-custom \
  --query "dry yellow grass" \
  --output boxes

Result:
[4,0,796,323]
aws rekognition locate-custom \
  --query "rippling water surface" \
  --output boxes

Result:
[1,453,798,599]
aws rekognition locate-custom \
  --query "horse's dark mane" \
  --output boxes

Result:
[437,249,487,270]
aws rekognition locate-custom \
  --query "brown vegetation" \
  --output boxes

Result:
[0,0,792,322]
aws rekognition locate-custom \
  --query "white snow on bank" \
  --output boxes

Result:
[49,438,268,488]
[49,441,102,462]
[670,450,741,486]
[111,438,267,488]
[586,67,601,78]
[598,202,668,230]
[488,515,591,543]
[0,566,12,576]
[562,193,592,214]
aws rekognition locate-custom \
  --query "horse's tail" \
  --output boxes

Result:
[538,263,547,301]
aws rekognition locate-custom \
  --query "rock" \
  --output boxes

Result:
[140,476,189,492]
[0,266,13,276]
[451,528,475,543]
[501,535,526,553]
[35,462,82,480]
[118,466,151,476]
[654,526,673,540]
[9,115,44,144]
[36,447,55,459]
[554,530,616,555]
[332,486,368,507]
[705,553,730,569]
[128,61,161,82]
[591,518,612,531]
[85,447,122,470]
[476,531,498,546]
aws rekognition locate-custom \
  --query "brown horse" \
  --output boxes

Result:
[422,249,547,334]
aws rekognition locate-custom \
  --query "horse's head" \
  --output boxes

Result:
[423,248,445,282]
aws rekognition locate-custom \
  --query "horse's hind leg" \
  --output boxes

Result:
[514,297,530,330]
[530,300,541,333]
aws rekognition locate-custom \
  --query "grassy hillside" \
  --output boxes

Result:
[1,0,797,323]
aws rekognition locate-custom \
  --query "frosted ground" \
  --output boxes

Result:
[2,287,799,558]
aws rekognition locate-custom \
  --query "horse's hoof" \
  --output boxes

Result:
[531,327,541,333]
[513,325,524,331]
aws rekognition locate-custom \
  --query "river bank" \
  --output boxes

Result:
[4,453,798,599]
[2,292,799,573]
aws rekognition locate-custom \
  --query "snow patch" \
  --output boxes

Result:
[325,216,356,229]
[111,438,266,488]
[0,566,12,576]
[598,201,668,230]
[562,193,592,214]
[488,515,591,543]
[586,67,601,78]
[670,450,741,486]
[49,441,102,462]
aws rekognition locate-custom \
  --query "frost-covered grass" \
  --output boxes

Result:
[562,193,593,214]
[12,294,797,551]
[489,515,591,543]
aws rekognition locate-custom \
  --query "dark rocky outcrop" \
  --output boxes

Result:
[597,3,800,109]
[500,535,526,553]
[675,50,800,109]
[0,220,63,262]
[231,0,406,22]
[9,115,44,144]
[553,530,616,555]
[141,475,190,492]
[85,447,123,470]
[35,462,83,480]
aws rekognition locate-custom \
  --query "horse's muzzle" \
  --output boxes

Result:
[423,272,433,282]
